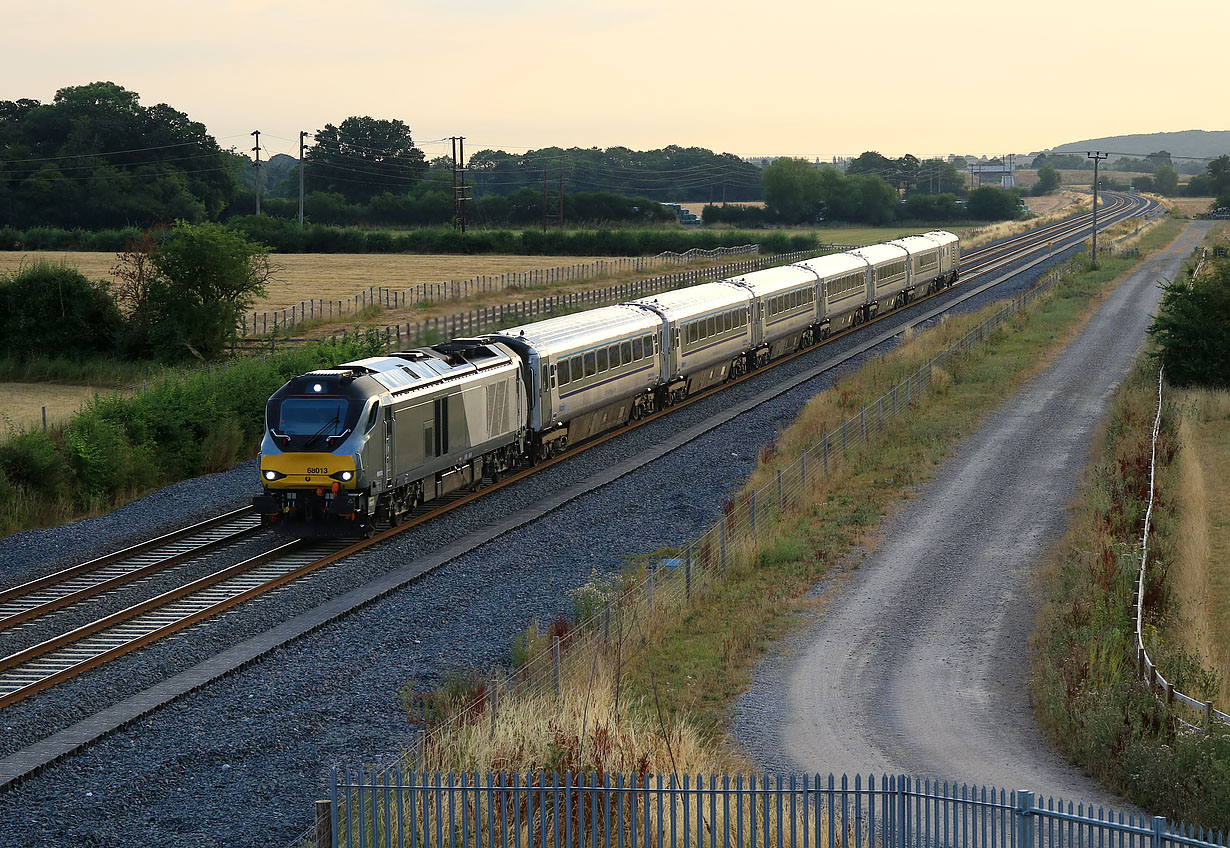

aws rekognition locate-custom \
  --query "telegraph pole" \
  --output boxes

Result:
[1087,151,1109,268]
[450,136,468,232]
[558,166,564,229]
[298,131,308,227]
[251,130,262,215]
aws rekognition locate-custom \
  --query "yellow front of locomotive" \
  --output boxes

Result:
[253,371,383,535]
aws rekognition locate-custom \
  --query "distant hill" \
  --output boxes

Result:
[1050,130,1230,162]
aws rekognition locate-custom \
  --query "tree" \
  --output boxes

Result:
[1147,257,1230,387]
[762,158,824,223]
[304,117,428,203]
[1033,164,1062,196]
[118,222,273,361]
[1152,165,1180,196]
[1132,175,1155,193]
[967,186,1022,220]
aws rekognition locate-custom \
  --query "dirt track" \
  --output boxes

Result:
[732,223,1210,807]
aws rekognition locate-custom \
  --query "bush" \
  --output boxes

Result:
[967,186,1023,221]
[1148,254,1230,387]
[0,262,125,360]
[0,430,71,500]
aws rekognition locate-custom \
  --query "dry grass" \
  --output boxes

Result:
[1011,169,1142,189]
[1158,197,1216,217]
[0,382,107,433]
[1173,389,1230,705]
[0,251,636,313]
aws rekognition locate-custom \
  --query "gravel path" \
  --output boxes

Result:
[0,222,1129,846]
[730,222,1207,810]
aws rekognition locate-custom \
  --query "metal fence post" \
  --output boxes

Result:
[1151,816,1168,848]
[1015,790,1035,848]
[896,774,909,848]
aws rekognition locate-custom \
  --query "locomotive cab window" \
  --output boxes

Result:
[364,402,380,433]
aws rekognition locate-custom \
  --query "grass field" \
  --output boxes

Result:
[1160,197,1216,217]
[0,252,638,314]
[0,382,107,433]
[1174,388,1230,707]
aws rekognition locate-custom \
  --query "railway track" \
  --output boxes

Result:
[0,193,1152,716]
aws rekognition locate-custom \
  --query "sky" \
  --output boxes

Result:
[5,0,1226,162]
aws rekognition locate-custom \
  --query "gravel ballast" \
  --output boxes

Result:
[0,218,1141,846]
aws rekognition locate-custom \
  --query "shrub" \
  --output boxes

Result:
[0,262,125,360]
[1148,255,1230,387]
[0,430,71,500]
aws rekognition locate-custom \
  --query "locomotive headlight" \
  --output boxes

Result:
[330,470,354,482]
[264,470,286,481]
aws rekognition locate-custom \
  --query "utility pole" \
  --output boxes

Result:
[298,131,308,227]
[558,166,564,229]
[450,136,468,232]
[542,166,548,232]
[251,130,262,215]
[1087,151,1109,268]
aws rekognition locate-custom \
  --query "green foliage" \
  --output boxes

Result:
[1033,164,1062,196]
[124,221,272,362]
[1153,165,1180,196]
[0,262,124,360]
[0,430,72,499]
[762,158,825,223]
[305,116,428,203]
[900,193,961,222]
[967,186,1024,221]
[1147,256,1230,387]
[0,82,236,228]
[465,145,763,203]
[1030,152,1093,170]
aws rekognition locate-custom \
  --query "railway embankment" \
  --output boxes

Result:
[1031,232,1230,829]
[408,220,1197,796]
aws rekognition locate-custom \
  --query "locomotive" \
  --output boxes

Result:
[254,231,959,535]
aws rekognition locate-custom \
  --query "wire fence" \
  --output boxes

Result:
[242,245,777,336]
[1133,366,1229,730]
[241,245,859,343]
[313,770,1228,848]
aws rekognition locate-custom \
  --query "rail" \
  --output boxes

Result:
[282,195,1156,848]
[314,770,1228,848]
[1133,367,1229,730]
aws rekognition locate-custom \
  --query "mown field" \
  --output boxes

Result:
[0,252,636,314]
[0,382,108,432]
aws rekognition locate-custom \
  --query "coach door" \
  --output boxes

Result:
[383,408,394,489]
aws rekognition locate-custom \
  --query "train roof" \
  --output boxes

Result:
[849,243,909,265]
[794,251,869,279]
[489,304,660,357]
[725,264,820,297]
[324,344,515,396]
[887,235,947,254]
[627,281,750,322]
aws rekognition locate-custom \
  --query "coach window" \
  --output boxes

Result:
[632,337,643,360]
[621,341,632,363]
[570,356,583,382]
[584,352,597,378]
[558,359,571,386]
[706,316,715,336]
[644,334,655,354]
[608,345,621,368]
[724,311,732,332]
[689,323,699,344]
[596,348,608,372]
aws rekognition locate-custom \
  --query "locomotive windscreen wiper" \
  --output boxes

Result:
[303,414,341,449]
